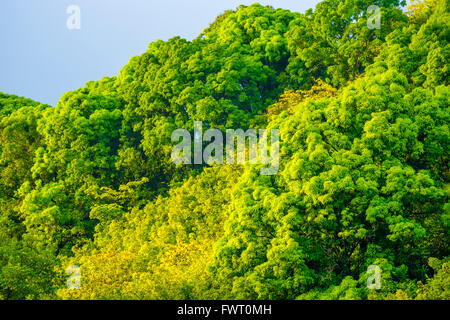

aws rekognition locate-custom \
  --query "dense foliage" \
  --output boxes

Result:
[0,0,448,300]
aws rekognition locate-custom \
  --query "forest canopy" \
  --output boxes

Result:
[0,0,448,300]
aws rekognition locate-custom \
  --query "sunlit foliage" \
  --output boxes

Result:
[0,0,448,300]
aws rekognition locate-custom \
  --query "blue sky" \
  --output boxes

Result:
[0,1,323,106]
